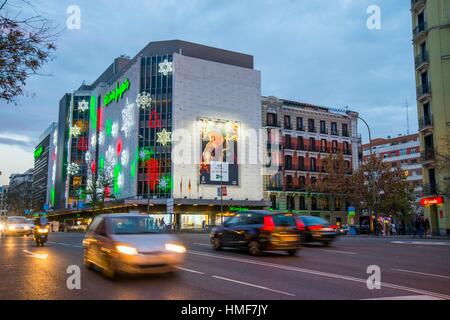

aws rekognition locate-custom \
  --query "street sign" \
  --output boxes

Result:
[167,198,174,214]
[217,186,227,197]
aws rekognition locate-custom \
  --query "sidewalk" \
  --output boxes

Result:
[346,234,450,240]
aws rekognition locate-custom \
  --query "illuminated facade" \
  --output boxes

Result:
[32,122,58,212]
[262,96,359,224]
[411,0,450,235]
[53,40,266,228]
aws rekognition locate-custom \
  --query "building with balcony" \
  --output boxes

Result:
[262,96,359,224]
[7,169,33,216]
[362,134,423,200]
[411,0,450,235]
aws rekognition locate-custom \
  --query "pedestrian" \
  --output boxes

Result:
[417,216,425,238]
[424,218,430,237]
[202,220,206,231]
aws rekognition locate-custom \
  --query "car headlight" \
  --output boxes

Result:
[165,243,186,253]
[116,245,138,255]
[8,225,16,231]
[38,228,48,233]
[24,226,30,231]
[0,224,4,231]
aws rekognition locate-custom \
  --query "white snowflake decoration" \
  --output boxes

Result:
[105,145,116,169]
[117,172,124,188]
[85,151,91,163]
[98,131,105,146]
[67,163,79,176]
[78,99,89,112]
[159,176,169,190]
[121,149,129,167]
[136,92,152,109]
[90,134,97,147]
[157,128,172,146]
[158,59,173,76]
[71,125,81,137]
[51,163,56,183]
[111,121,119,138]
[139,149,149,161]
[121,98,135,138]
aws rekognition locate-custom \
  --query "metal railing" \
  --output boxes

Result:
[417,82,431,100]
[418,115,433,130]
[415,51,429,69]
[413,21,427,38]
[421,149,435,162]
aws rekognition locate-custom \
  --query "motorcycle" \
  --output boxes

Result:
[33,226,49,247]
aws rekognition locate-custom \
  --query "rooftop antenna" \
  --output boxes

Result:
[405,97,410,135]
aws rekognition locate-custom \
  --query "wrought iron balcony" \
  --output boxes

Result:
[413,21,427,39]
[416,82,431,100]
[421,149,435,162]
[418,115,433,131]
[422,183,438,196]
[415,51,429,70]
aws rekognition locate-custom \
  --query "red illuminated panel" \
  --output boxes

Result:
[420,196,444,206]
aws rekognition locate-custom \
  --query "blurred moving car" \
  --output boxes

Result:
[0,216,32,237]
[295,216,336,246]
[334,225,349,235]
[210,210,302,256]
[83,213,186,279]
[355,222,370,235]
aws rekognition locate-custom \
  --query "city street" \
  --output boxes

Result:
[1,233,449,300]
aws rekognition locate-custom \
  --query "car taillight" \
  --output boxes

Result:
[261,216,276,232]
[307,225,323,231]
[330,225,338,229]
[295,219,305,231]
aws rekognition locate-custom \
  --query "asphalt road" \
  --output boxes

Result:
[0,232,449,300]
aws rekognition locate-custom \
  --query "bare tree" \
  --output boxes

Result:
[0,0,57,104]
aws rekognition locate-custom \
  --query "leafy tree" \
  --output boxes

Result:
[0,0,57,103]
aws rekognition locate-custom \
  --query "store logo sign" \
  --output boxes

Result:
[420,196,444,206]
[34,145,43,159]
[103,78,130,107]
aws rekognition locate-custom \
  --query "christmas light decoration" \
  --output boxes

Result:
[148,110,161,128]
[146,158,159,191]
[157,128,172,146]
[121,98,135,138]
[85,151,91,163]
[158,175,172,192]
[77,136,88,151]
[71,125,81,137]
[78,99,89,112]
[105,119,112,136]
[121,149,129,166]
[116,137,123,155]
[158,59,173,76]
[67,163,80,176]
[136,92,152,109]
[139,147,154,161]
[105,145,116,177]
[98,131,105,146]
[111,121,119,138]
[90,134,97,147]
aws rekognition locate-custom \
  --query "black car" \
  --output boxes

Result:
[355,223,370,235]
[295,216,337,246]
[210,211,302,256]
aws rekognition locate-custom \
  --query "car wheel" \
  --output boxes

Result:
[83,253,94,270]
[286,249,297,256]
[322,241,331,247]
[212,237,223,251]
[102,258,116,280]
[248,241,262,256]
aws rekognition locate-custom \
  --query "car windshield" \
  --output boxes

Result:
[7,217,27,224]
[299,216,329,226]
[108,216,164,234]
[272,214,297,227]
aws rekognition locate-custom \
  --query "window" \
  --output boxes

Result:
[284,135,292,149]
[310,157,317,172]
[308,119,315,132]
[299,176,306,188]
[400,149,407,156]
[286,175,294,189]
[331,122,338,135]
[343,141,350,154]
[284,115,291,129]
[321,139,328,152]
[270,195,277,210]
[226,214,244,226]
[267,113,277,126]
[320,120,327,134]
[285,155,293,170]
[286,196,295,211]
[332,140,338,153]
[342,123,348,137]
[297,136,304,150]
[298,156,305,171]
[309,137,316,151]
[299,196,306,210]
[296,117,304,131]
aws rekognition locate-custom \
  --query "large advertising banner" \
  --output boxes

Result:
[200,119,239,186]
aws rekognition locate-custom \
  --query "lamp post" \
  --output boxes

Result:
[355,115,378,236]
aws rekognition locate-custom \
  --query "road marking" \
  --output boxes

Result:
[391,241,450,246]
[391,268,450,280]
[175,267,205,275]
[22,250,48,260]
[188,250,450,300]
[364,295,443,300]
[212,275,296,297]
[194,243,210,247]
[318,249,357,255]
